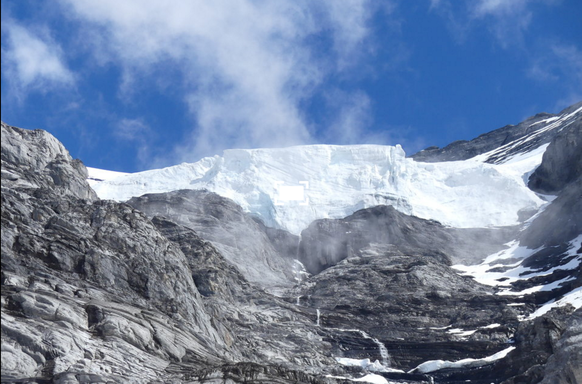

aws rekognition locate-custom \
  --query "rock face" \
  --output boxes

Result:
[1,124,232,382]
[1,122,97,201]
[521,177,582,248]
[297,205,517,274]
[528,120,582,194]
[2,114,582,384]
[300,253,516,365]
[539,308,582,384]
[127,189,296,289]
[0,123,335,383]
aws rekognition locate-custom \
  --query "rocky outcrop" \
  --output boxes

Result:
[496,306,578,384]
[299,250,521,370]
[539,308,582,384]
[1,123,334,383]
[1,124,233,382]
[1,121,97,201]
[528,120,582,194]
[150,215,251,301]
[252,217,300,261]
[520,120,581,248]
[127,189,296,289]
[297,205,516,274]
[412,101,582,163]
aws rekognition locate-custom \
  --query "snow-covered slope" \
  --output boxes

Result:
[88,144,545,235]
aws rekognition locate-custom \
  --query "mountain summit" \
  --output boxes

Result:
[1,102,581,384]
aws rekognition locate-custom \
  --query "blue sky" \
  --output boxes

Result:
[2,0,581,173]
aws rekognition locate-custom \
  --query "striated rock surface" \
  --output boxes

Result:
[0,123,336,383]
[1,125,232,382]
[521,177,582,249]
[1,121,97,201]
[539,308,582,384]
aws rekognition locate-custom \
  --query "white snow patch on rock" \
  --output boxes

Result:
[410,346,516,374]
[335,357,404,373]
[527,287,582,320]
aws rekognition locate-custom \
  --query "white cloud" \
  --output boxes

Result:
[528,42,582,110]
[471,0,529,17]
[115,118,154,167]
[1,18,74,97]
[470,0,533,46]
[58,0,379,163]
[323,89,373,144]
[115,118,150,141]
[429,0,556,47]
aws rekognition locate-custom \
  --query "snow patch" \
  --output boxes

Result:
[86,167,129,186]
[527,287,582,320]
[453,235,582,289]
[448,328,477,337]
[335,358,404,373]
[410,346,515,374]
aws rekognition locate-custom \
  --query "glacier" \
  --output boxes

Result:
[88,143,546,235]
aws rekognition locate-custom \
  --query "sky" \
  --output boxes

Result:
[1,0,581,173]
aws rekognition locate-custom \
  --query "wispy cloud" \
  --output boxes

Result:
[1,17,75,100]
[528,41,582,110]
[115,118,154,166]
[58,0,381,164]
[469,0,533,47]
[115,118,151,141]
[323,89,374,144]
[429,0,556,47]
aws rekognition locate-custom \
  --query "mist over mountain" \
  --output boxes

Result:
[1,102,581,384]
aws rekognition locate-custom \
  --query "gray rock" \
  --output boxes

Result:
[297,205,517,274]
[521,177,582,249]
[127,190,296,289]
[528,119,582,194]
[1,124,230,382]
[1,122,97,201]
[540,308,582,384]
[299,252,520,372]
[0,123,346,383]
[499,306,577,384]
[3,116,582,384]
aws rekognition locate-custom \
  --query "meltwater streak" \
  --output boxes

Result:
[357,330,390,367]
[323,323,392,368]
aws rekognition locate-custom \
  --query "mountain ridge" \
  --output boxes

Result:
[411,101,582,163]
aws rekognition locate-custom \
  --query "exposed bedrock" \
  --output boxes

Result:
[521,121,582,249]
[128,190,296,289]
[299,252,521,370]
[528,119,582,194]
[297,205,517,274]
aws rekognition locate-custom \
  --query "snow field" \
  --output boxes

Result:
[89,142,546,235]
